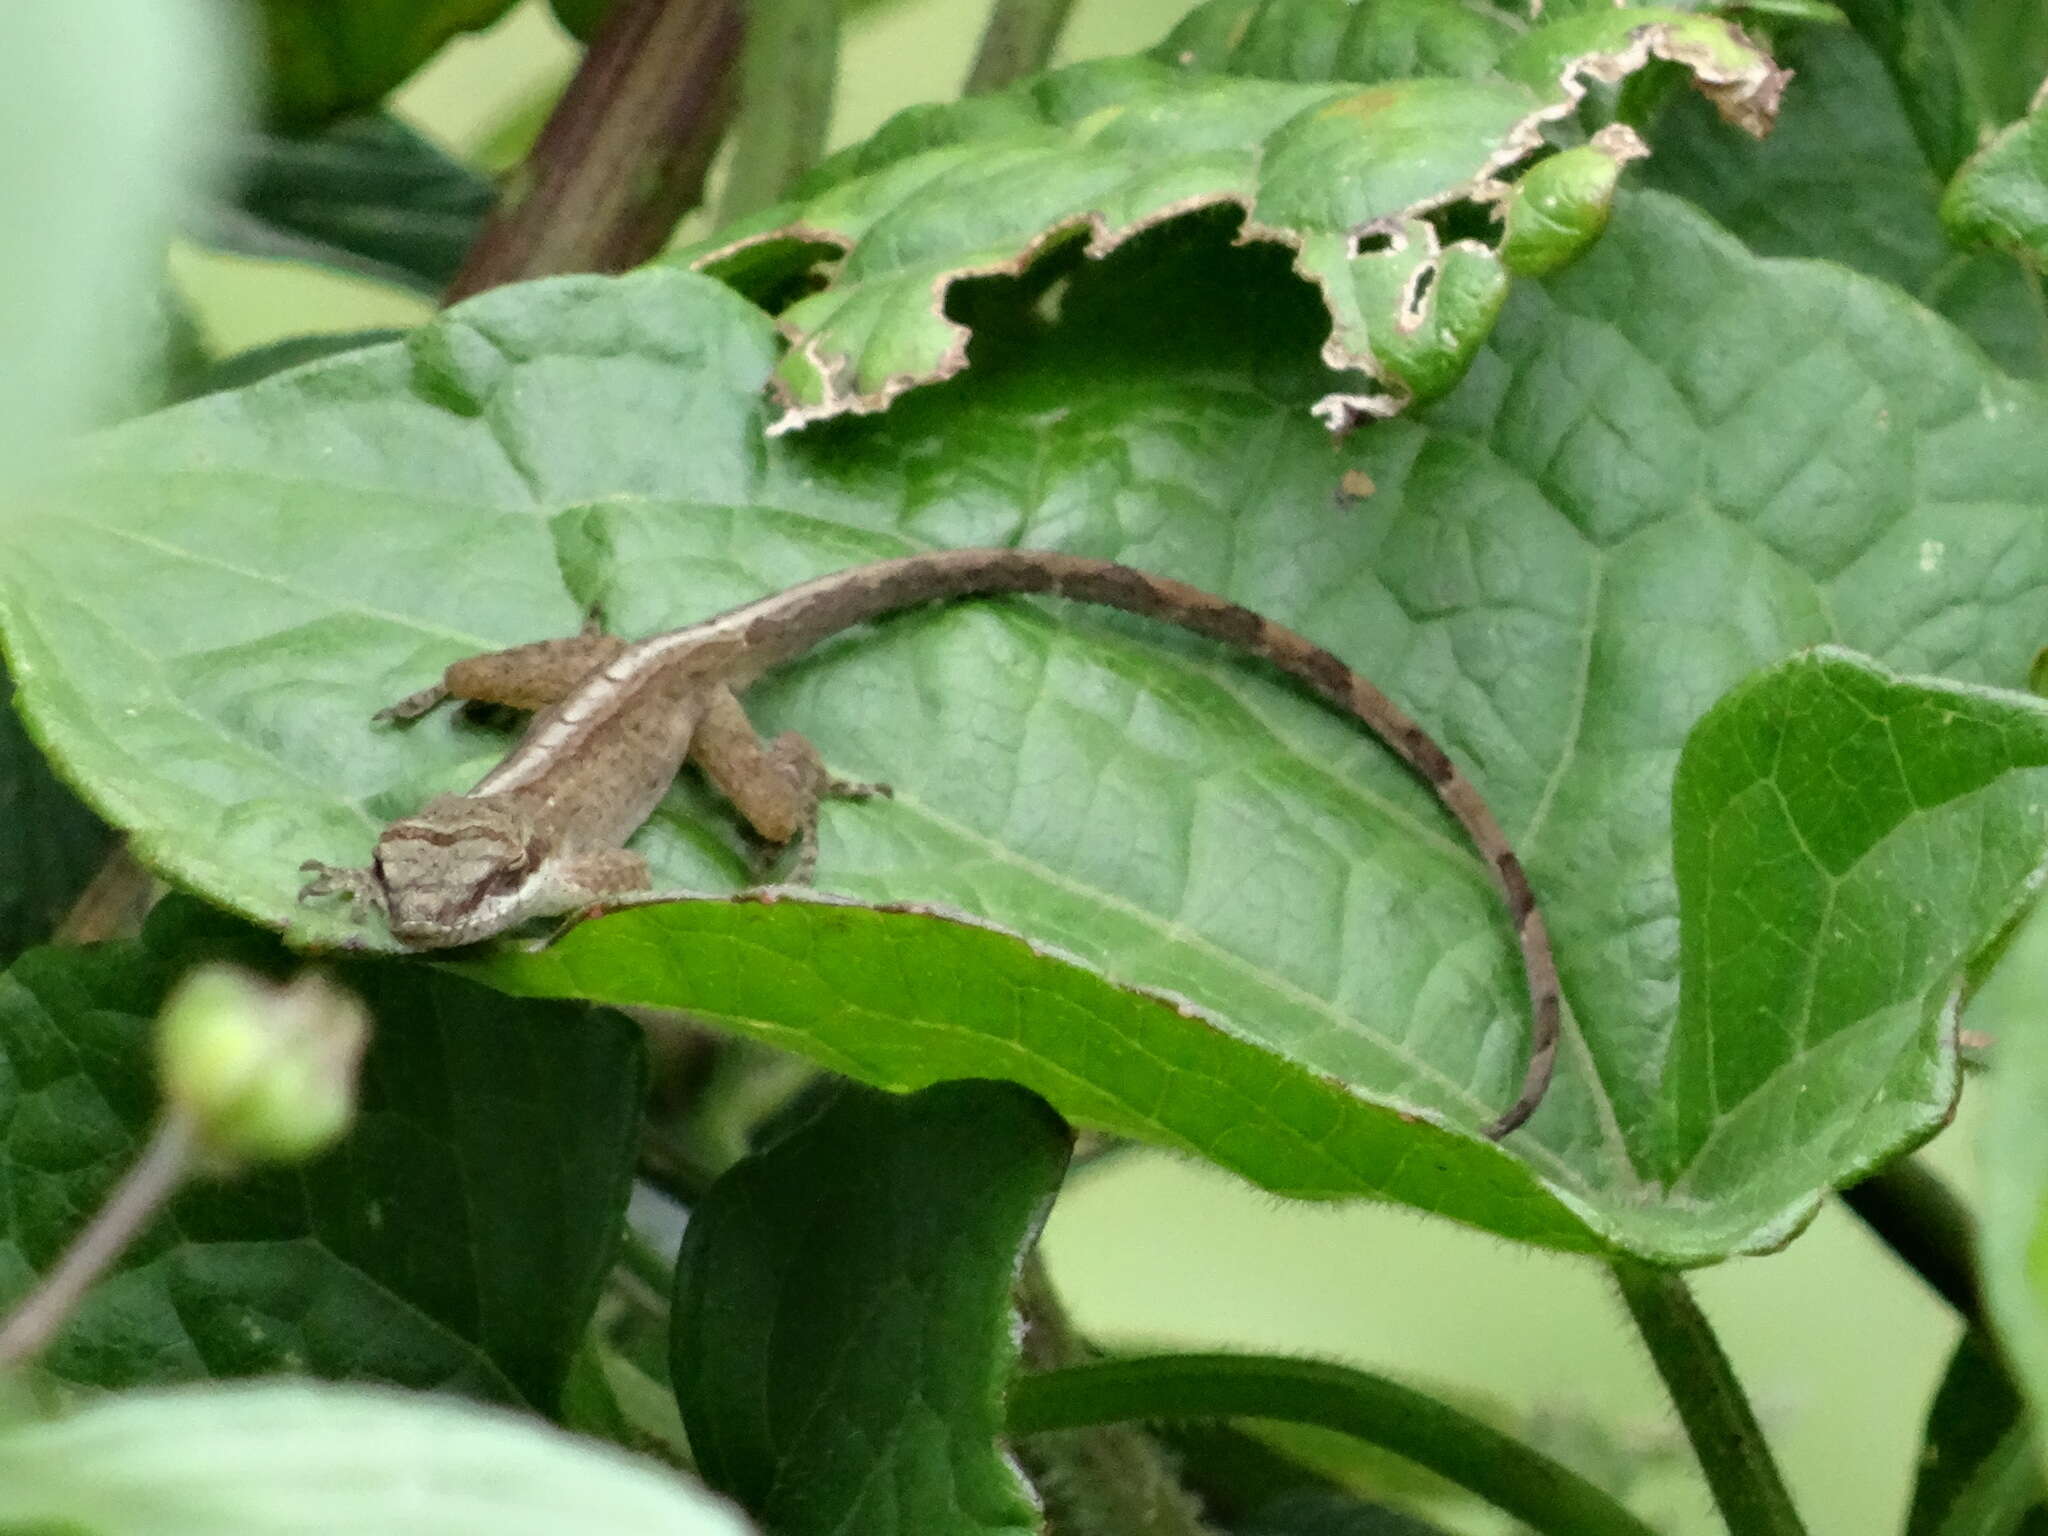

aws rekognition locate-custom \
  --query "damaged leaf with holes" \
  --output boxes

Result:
[679,7,1784,430]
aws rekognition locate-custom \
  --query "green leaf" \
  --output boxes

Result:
[1905,1329,2042,1536]
[1977,899,2048,1487]
[0,1381,753,1535]
[1642,24,2048,378]
[671,1079,1069,1536]
[13,184,2048,1259]
[0,900,642,1406]
[192,114,495,295]
[1665,649,2048,1193]
[476,896,1588,1251]
[1150,0,1524,85]
[1829,0,2047,178]
[1945,0,2048,131]
[252,0,520,132]
[1830,0,1985,178]
[1945,97,2048,271]
[683,12,1784,427]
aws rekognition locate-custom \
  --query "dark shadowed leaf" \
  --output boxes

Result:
[672,1079,1069,1536]
[195,115,494,295]
[0,899,642,1407]
[1904,1328,2042,1536]
[0,686,112,963]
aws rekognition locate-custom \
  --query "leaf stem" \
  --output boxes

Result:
[0,1112,198,1369]
[964,0,1079,96]
[1011,1255,1215,1536]
[1610,1259,1808,1536]
[445,0,745,301]
[712,0,839,225]
[1007,1352,1657,1536]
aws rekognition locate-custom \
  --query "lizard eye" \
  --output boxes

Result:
[474,836,539,897]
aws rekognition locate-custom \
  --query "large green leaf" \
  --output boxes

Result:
[684,11,1783,428]
[0,901,642,1405]
[672,1079,1067,1536]
[1665,650,2048,1193]
[9,181,2048,1259]
[0,1381,753,1535]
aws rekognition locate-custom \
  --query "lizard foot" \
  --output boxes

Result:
[297,860,384,922]
[824,774,891,802]
[746,830,816,886]
[373,683,450,724]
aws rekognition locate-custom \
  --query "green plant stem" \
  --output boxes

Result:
[1610,1259,1808,1536]
[1840,1155,1983,1325]
[0,1112,198,1369]
[445,0,744,301]
[1011,1253,1216,1536]
[1007,1352,1657,1536]
[712,0,838,225]
[964,0,1078,95]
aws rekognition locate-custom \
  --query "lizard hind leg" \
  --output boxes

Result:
[756,731,892,885]
[690,686,889,887]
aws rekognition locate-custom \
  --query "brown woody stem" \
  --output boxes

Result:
[445,0,744,301]
[965,0,1079,96]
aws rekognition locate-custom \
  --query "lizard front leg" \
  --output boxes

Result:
[690,685,889,883]
[520,847,658,948]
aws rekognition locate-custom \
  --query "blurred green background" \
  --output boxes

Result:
[172,5,1969,1532]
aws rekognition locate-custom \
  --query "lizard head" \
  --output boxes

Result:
[370,794,546,949]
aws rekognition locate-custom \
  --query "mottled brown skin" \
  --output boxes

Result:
[300,549,1563,1137]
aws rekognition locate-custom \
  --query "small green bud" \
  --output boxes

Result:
[1499,130,1648,278]
[156,965,371,1167]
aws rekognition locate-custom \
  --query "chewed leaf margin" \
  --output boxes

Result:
[682,8,1785,433]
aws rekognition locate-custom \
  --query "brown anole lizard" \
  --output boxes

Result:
[300,548,1563,1137]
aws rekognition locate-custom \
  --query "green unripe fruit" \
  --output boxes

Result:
[156,965,371,1167]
